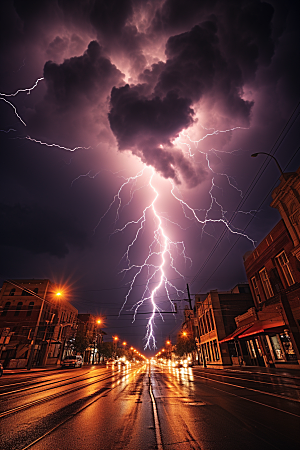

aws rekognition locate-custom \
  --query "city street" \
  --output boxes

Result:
[0,363,299,450]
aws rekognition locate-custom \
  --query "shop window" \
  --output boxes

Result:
[259,268,274,299]
[1,301,11,316]
[246,340,257,359]
[276,251,295,287]
[280,331,297,361]
[14,302,23,316]
[26,302,34,316]
[251,276,261,303]
[270,335,284,360]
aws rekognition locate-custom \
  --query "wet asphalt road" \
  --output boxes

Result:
[0,362,299,450]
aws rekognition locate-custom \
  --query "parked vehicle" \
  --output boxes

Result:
[0,362,3,377]
[61,355,83,368]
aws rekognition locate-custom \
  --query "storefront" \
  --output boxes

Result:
[238,319,297,367]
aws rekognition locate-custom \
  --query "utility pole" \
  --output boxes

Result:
[27,281,50,370]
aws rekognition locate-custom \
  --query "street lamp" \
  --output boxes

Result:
[251,152,285,177]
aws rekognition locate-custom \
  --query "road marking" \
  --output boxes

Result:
[193,373,300,417]
[211,384,300,418]
[149,369,163,450]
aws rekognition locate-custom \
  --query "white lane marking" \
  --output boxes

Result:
[193,373,300,416]
[149,370,163,449]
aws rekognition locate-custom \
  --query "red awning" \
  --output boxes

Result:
[219,324,253,343]
[238,319,285,339]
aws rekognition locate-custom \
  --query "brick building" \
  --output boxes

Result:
[222,167,300,368]
[194,284,254,367]
[0,279,77,368]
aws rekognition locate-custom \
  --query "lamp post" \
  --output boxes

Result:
[251,152,285,177]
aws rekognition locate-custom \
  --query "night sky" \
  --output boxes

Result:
[1,0,299,355]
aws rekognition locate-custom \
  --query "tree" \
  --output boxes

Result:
[73,332,90,355]
[175,332,195,358]
[97,342,114,359]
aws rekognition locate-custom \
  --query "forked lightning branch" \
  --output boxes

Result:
[0,78,255,349]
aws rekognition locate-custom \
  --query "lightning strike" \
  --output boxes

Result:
[1,78,256,351]
[0,77,44,127]
[20,136,91,152]
[94,124,256,349]
[0,97,27,126]
[0,77,44,97]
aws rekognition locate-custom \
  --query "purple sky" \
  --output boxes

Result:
[0,0,299,354]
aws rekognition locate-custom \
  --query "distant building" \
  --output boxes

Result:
[194,284,254,367]
[0,279,77,368]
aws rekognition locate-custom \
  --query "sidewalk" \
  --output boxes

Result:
[2,363,106,376]
[193,364,300,378]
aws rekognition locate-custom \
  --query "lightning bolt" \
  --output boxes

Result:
[1,78,256,350]
[95,128,256,350]
[0,78,44,127]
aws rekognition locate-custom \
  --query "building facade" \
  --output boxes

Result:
[0,279,78,368]
[222,168,300,368]
[194,284,254,367]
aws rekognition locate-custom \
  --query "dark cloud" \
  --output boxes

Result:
[43,40,123,106]
[28,40,124,143]
[90,0,133,37]
[151,0,216,34]
[108,20,255,185]
[0,203,87,257]
[109,84,208,186]
[0,0,299,351]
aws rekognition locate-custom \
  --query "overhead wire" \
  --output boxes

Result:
[189,101,300,290]
[197,145,300,292]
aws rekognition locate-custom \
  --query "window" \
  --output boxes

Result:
[27,302,34,316]
[213,340,220,360]
[208,309,215,330]
[206,312,212,332]
[251,276,261,302]
[22,290,28,296]
[210,341,215,361]
[14,302,23,316]
[276,251,295,286]
[1,301,11,316]
[9,288,15,296]
[33,288,38,294]
[259,268,274,299]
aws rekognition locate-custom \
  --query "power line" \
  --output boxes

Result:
[197,146,300,292]
[190,101,300,290]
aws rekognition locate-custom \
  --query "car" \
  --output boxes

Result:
[61,355,83,368]
[106,358,116,366]
[0,362,3,377]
